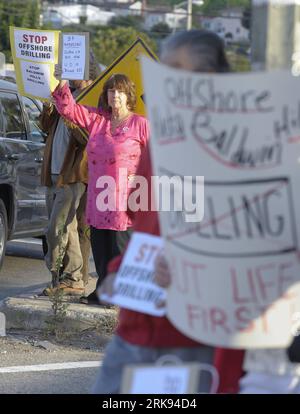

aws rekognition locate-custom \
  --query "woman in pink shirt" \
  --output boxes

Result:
[52,74,149,304]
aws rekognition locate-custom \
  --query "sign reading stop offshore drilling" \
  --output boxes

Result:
[10,27,60,100]
[142,57,300,349]
[100,232,166,317]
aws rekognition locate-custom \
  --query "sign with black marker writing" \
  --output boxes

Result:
[59,33,89,80]
[99,232,166,316]
[10,26,60,100]
[142,57,300,348]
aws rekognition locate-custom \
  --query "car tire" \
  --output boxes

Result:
[0,199,8,270]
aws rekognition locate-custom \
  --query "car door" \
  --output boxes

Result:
[0,90,45,235]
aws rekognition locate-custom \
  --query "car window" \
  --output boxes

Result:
[22,96,45,142]
[0,91,26,139]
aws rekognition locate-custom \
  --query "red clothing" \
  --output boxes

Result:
[107,146,244,393]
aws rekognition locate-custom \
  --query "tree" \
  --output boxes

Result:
[200,0,250,14]
[0,0,41,62]
[109,15,144,31]
[24,0,41,28]
[150,22,171,39]
[79,15,88,26]
[91,26,157,67]
[241,6,251,30]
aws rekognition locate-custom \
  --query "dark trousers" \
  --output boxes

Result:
[90,226,132,290]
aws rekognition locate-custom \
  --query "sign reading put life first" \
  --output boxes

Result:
[142,57,300,349]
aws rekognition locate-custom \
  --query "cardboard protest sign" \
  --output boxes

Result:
[142,57,300,348]
[99,232,166,316]
[10,27,60,101]
[59,32,89,80]
[76,38,157,116]
[121,363,212,394]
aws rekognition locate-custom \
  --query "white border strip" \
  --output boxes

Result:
[253,0,300,4]
[0,361,101,373]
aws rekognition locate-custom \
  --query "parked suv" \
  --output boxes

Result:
[0,77,48,269]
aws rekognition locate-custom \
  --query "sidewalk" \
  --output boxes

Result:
[0,275,118,334]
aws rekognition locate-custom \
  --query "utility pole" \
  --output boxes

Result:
[251,0,300,71]
[142,0,147,19]
[187,0,192,30]
[0,53,5,77]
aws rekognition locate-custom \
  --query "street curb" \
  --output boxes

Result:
[0,296,118,333]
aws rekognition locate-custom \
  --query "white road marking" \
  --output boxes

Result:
[0,361,101,373]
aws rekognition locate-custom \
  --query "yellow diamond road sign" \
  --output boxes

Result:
[76,38,158,116]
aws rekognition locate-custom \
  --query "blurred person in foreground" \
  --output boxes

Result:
[94,30,245,394]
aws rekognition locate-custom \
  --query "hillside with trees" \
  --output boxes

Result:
[0,0,40,61]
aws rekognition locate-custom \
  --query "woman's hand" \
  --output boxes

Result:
[154,254,171,288]
[154,254,171,309]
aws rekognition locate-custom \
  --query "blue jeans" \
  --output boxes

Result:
[91,334,215,394]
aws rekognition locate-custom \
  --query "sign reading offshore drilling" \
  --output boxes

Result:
[100,232,166,317]
[142,57,300,348]
[10,27,60,100]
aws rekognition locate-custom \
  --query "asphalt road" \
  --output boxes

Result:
[0,239,105,394]
[0,239,49,301]
[0,238,96,300]
[0,332,105,394]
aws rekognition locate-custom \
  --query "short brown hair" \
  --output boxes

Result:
[99,74,136,112]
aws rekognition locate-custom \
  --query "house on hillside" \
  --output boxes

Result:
[109,1,143,17]
[143,5,187,30]
[102,1,187,31]
[42,4,115,27]
[200,8,249,43]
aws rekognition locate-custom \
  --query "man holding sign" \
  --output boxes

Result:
[41,49,100,295]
